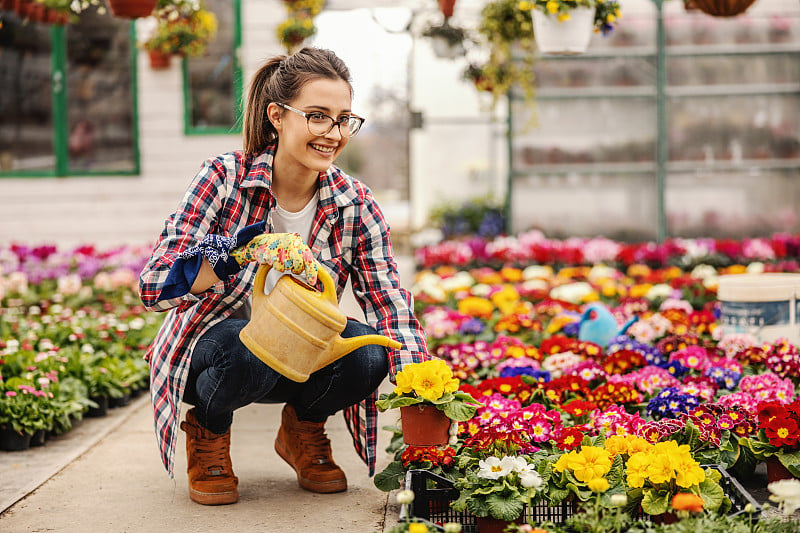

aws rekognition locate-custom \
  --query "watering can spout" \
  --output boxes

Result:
[325,335,402,367]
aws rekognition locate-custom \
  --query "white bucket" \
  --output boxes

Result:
[532,6,596,56]
[717,273,800,345]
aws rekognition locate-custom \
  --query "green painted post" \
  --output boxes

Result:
[232,0,243,129]
[655,0,667,242]
[51,25,68,177]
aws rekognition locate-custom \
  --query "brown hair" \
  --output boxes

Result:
[242,47,352,155]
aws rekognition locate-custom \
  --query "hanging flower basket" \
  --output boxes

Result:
[400,404,451,446]
[105,0,157,19]
[684,0,756,17]
[532,6,596,55]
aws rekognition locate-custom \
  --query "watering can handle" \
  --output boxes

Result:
[250,262,334,303]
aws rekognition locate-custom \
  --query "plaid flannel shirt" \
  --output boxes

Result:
[139,144,429,477]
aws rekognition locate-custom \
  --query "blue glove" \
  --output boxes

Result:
[157,221,266,302]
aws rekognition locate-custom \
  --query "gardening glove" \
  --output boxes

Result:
[231,232,318,286]
[156,221,267,302]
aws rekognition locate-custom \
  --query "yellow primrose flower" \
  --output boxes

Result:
[604,435,630,456]
[606,14,616,23]
[491,285,520,315]
[626,435,653,455]
[557,12,571,22]
[646,453,675,484]
[409,523,428,533]
[571,446,612,483]
[553,450,576,473]
[587,477,610,493]
[458,296,494,318]
[546,0,559,14]
[411,366,446,402]
[626,451,651,488]
[629,283,652,298]
[500,267,523,282]
[673,458,706,488]
[518,1,531,11]
[394,367,415,395]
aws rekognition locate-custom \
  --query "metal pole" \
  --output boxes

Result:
[655,0,667,242]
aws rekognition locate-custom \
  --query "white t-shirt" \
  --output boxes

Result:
[262,191,319,294]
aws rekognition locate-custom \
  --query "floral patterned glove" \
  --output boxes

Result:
[231,232,318,286]
[156,221,266,302]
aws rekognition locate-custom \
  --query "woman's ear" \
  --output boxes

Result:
[266,102,282,134]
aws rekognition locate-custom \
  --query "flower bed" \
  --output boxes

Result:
[379,246,800,530]
[0,244,159,449]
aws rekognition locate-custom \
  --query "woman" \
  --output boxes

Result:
[139,47,429,505]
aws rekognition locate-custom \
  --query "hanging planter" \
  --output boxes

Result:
[532,6,596,55]
[684,0,756,17]
[400,404,451,446]
[438,0,455,19]
[105,0,157,19]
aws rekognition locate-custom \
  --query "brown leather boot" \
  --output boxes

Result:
[274,404,347,493]
[180,408,239,505]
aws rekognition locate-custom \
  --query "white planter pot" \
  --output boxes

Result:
[532,6,596,55]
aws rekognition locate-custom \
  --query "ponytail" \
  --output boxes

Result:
[242,56,286,155]
[242,48,353,156]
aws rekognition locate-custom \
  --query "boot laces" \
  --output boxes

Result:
[296,425,332,465]
[194,433,231,476]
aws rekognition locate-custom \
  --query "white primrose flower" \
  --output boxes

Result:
[768,478,800,515]
[519,471,543,489]
[477,456,511,480]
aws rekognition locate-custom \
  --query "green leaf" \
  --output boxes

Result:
[640,489,670,515]
[373,460,406,492]
[485,493,524,521]
[699,475,725,512]
[441,400,476,421]
[777,449,800,477]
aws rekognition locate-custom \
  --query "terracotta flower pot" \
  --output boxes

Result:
[766,456,797,483]
[105,0,157,19]
[400,404,450,446]
[147,50,172,70]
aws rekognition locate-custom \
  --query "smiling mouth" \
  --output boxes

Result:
[311,143,336,154]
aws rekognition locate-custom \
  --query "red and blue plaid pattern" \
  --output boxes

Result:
[139,144,429,476]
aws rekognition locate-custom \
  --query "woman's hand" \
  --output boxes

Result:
[232,232,318,286]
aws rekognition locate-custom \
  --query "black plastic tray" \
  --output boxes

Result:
[400,465,761,532]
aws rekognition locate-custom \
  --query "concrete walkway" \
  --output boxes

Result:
[0,259,414,533]
[0,393,402,532]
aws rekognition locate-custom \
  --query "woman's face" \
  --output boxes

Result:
[270,77,353,176]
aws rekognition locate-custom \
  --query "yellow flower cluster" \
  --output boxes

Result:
[625,440,706,489]
[554,445,612,489]
[394,360,460,402]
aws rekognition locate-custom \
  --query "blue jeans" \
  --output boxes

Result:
[183,318,390,434]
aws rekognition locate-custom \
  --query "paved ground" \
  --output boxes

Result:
[0,393,402,533]
[0,259,414,533]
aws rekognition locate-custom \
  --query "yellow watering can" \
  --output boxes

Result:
[239,263,402,382]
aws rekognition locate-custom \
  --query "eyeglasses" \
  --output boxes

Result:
[275,102,365,138]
